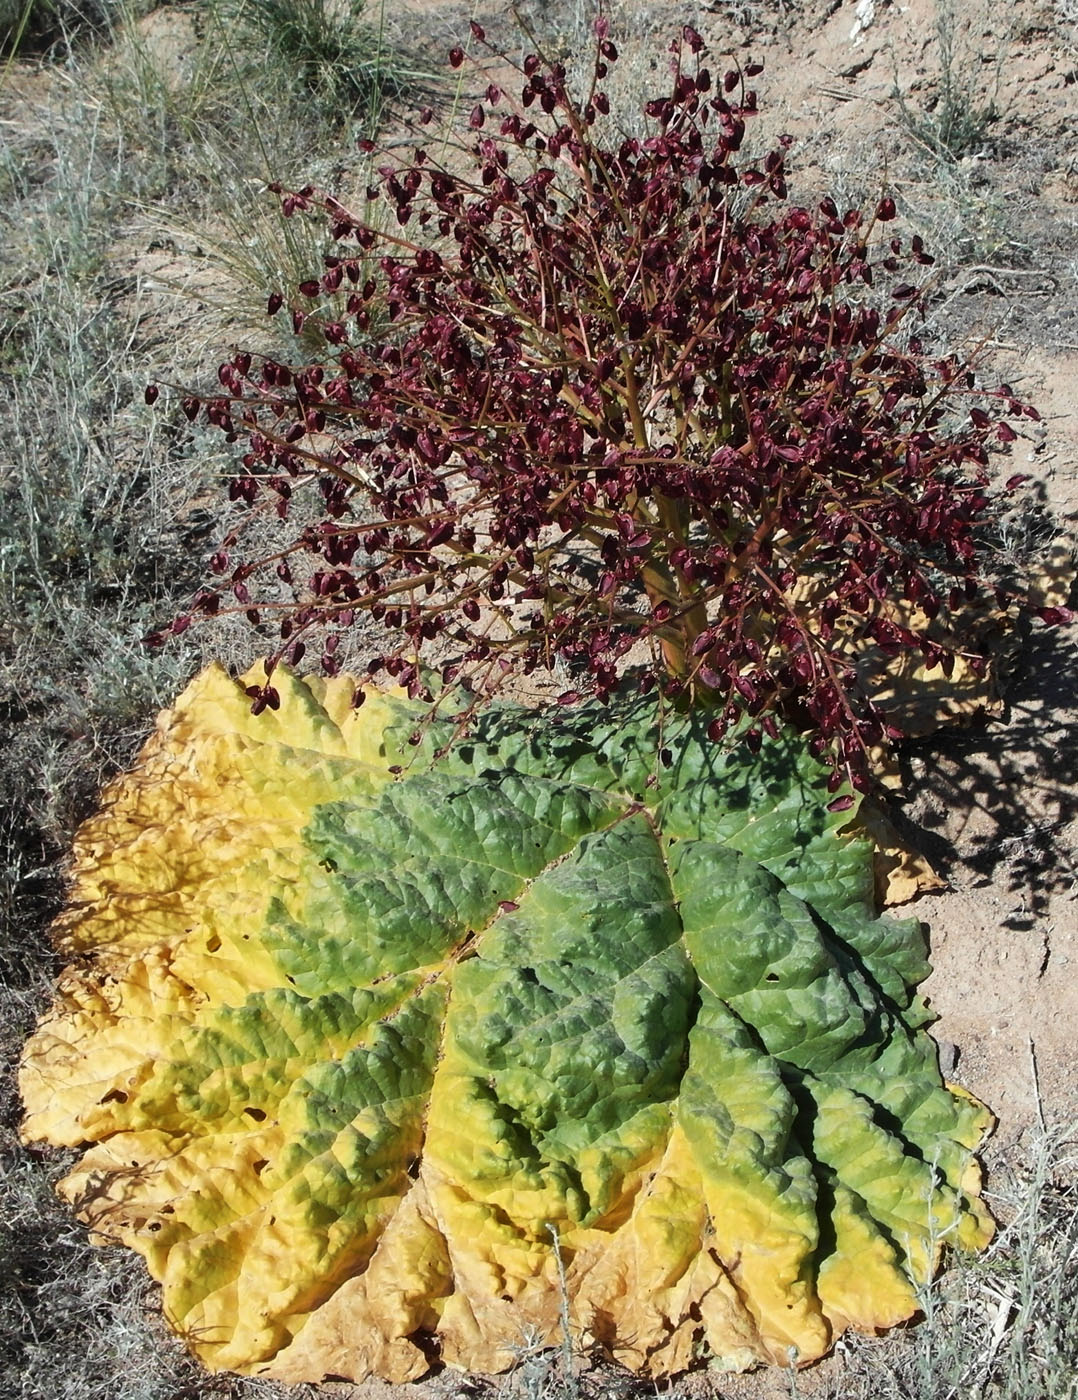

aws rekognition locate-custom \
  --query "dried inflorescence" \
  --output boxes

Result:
[154,21,1065,787]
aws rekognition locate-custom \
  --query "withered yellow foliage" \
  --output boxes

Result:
[21,666,993,1382]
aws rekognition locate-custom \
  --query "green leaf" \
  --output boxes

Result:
[20,664,992,1383]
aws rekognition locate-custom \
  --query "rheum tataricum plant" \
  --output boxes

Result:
[155,21,1064,788]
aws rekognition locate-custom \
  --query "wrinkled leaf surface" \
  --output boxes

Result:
[20,664,992,1381]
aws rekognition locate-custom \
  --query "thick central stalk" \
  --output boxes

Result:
[618,350,708,675]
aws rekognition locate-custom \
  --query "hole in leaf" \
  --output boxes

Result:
[205,934,222,952]
[252,1159,270,1176]
[244,1107,267,1122]
[100,1088,128,1105]
[766,973,780,983]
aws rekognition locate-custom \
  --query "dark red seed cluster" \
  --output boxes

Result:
[154,24,1063,787]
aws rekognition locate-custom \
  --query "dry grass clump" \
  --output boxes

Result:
[888,0,1006,163]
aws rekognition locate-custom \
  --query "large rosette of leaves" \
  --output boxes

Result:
[20,664,992,1382]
